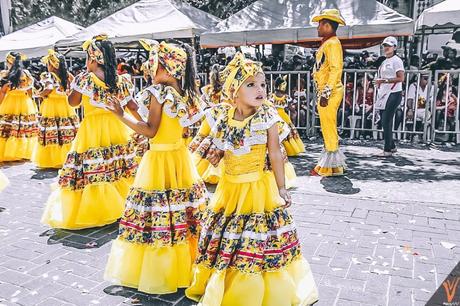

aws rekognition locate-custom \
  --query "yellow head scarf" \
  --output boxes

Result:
[220,52,263,101]
[41,49,61,69]
[82,34,108,65]
[276,75,288,92]
[139,39,188,79]
[5,52,26,65]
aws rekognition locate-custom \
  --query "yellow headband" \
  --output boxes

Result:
[278,75,288,92]
[220,52,263,100]
[41,49,61,69]
[6,52,26,65]
[82,34,108,65]
[139,39,188,79]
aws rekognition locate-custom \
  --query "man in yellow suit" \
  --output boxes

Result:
[311,9,347,176]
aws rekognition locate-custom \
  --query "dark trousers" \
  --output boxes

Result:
[380,92,402,152]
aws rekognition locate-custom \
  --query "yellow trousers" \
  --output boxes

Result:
[317,87,343,152]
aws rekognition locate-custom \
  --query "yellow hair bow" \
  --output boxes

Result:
[139,39,187,80]
[41,49,61,69]
[6,52,27,65]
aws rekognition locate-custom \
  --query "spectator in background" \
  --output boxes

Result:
[374,36,405,157]
[116,58,126,74]
[406,73,431,141]
[355,74,375,139]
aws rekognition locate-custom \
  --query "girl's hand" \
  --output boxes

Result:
[279,188,292,208]
[208,148,224,167]
[107,96,124,117]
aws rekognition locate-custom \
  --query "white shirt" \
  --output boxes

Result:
[407,83,428,108]
[378,55,405,93]
[374,55,405,110]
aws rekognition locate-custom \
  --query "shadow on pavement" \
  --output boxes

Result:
[31,168,59,180]
[39,222,119,249]
[291,147,460,183]
[320,176,361,194]
[103,286,197,306]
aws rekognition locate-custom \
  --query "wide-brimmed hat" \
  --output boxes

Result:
[312,9,346,26]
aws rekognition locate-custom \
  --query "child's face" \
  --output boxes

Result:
[235,72,267,108]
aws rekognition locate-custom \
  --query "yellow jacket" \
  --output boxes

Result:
[313,36,343,99]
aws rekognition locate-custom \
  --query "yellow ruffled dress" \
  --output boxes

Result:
[104,84,209,294]
[186,104,318,306]
[33,72,79,168]
[191,103,297,188]
[269,93,305,156]
[41,72,138,230]
[0,70,38,161]
[0,170,9,192]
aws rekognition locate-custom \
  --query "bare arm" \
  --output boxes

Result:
[125,99,143,121]
[68,90,83,107]
[0,84,8,104]
[108,94,162,138]
[267,124,291,207]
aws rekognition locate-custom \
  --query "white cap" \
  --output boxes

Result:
[382,36,398,47]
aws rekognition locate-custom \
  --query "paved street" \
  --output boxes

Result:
[0,141,459,306]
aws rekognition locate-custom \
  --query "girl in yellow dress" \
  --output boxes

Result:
[104,39,208,294]
[189,64,227,184]
[41,34,139,230]
[0,52,38,161]
[201,64,223,108]
[269,75,305,156]
[185,53,318,306]
[33,50,79,168]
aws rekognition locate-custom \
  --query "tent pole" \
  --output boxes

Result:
[419,28,425,68]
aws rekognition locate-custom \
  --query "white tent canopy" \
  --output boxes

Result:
[416,0,460,30]
[0,16,83,59]
[56,0,221,49]
[201,0,414,48]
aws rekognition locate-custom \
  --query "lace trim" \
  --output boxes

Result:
[144,85,204,128]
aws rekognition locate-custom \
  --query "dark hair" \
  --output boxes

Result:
[55,54,69,90]
[94,40,118,92]
[7,52,23,89]
[169,40,198,97]
[323,19,339,32]
[209,64,222,93]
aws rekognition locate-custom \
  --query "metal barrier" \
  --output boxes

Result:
[95,70,459,144]
[431,70,460,143]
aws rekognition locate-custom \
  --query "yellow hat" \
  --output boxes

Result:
[312,9,346,26]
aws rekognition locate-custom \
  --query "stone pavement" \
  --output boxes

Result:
[0,141,459,306]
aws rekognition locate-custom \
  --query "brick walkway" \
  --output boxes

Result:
[0,142,459,306]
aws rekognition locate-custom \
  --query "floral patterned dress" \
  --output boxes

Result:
[41,72,138,230]
[186,103,318,306]
[104,84,209,294]
[33,72,79,168]
[269,93,305,156]
[0,69,38,161]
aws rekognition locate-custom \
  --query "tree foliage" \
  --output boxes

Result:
[11,0,257,30]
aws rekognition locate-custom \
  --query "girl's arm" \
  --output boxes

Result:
[267,124,291,207]
[68,90,83,107]
[108,94,162,138]
[0,84,8,104]
[125,99,143,121]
